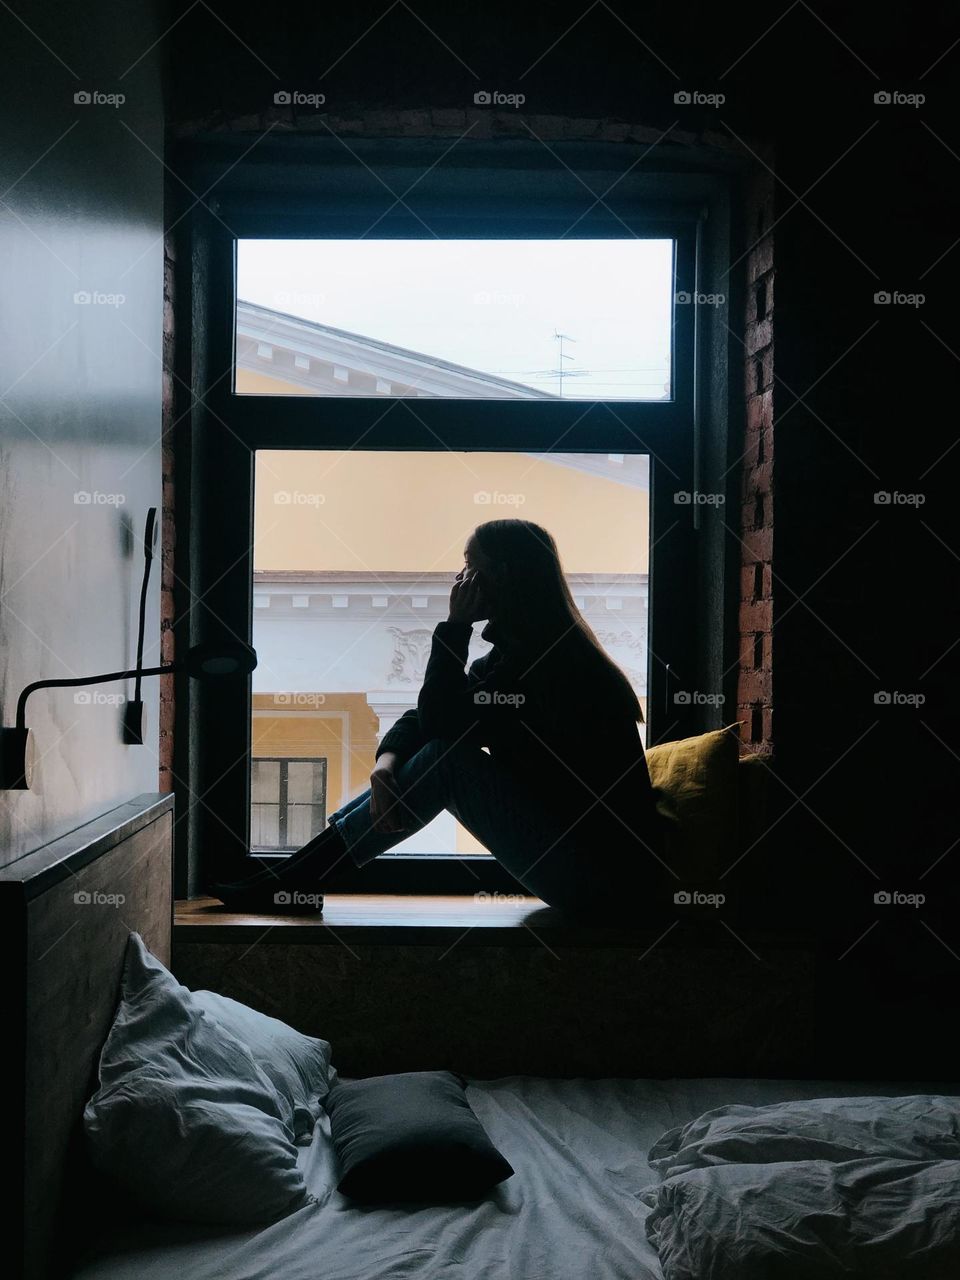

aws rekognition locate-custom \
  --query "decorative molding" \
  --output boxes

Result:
[595,627,647,689]
[387,627,434,685]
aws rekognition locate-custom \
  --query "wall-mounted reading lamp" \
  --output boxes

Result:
[0,507,257,788]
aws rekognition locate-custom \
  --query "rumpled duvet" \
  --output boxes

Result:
[643,1095,960,1279]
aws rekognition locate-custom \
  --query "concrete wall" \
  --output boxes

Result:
[0,1,165,865]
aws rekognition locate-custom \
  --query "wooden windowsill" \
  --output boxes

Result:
[178,893,560,945]
[175,894,817,950]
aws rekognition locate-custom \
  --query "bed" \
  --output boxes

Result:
[10,793,959,1280]
[67,1072,960,1280]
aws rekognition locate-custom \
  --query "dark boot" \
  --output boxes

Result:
[211,822,351,912]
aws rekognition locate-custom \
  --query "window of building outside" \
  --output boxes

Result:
[251,756,327,851]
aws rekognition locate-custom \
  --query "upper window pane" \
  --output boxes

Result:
[235,239,673,401]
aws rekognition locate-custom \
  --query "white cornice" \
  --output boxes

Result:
[236,300,559,400]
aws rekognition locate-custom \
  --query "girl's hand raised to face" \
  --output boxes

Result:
[448,569,487,625]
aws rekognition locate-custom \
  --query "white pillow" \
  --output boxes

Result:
[83,933,314,1223]
[85,1084,310,1224]
[193,988,331,1143]
[648,1095,960,1179]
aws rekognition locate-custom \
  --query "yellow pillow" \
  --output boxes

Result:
[645,724,742,881]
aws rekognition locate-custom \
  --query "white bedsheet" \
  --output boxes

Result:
[67,1075,960,1280]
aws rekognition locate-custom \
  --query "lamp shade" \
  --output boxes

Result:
[183,640,258,678]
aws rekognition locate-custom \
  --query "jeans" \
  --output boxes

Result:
[329,738,667,918]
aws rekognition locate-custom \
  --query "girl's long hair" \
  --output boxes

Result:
[473,519,643,723]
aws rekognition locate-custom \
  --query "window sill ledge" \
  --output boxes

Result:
[175,894,817,950]
[178,893,556,946]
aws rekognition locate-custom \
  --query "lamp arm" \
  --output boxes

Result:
[134,556,151,702]
[16,663,177,731]
[134,508,158,703]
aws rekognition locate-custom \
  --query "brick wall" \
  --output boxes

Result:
[736,170,775,753]
[159,234,176,792]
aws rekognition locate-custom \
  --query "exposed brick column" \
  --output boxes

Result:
[737,170,775,753]
[159,234,176,792]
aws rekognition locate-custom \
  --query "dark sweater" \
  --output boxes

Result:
[376,619,662,853]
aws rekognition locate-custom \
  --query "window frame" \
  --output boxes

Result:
[175,135,739,895]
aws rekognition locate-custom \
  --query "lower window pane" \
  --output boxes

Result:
[286,803,324,846]
[250,802,280,849]
[252,451,650,856]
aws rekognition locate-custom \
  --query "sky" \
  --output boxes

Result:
[237,238,673,400]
